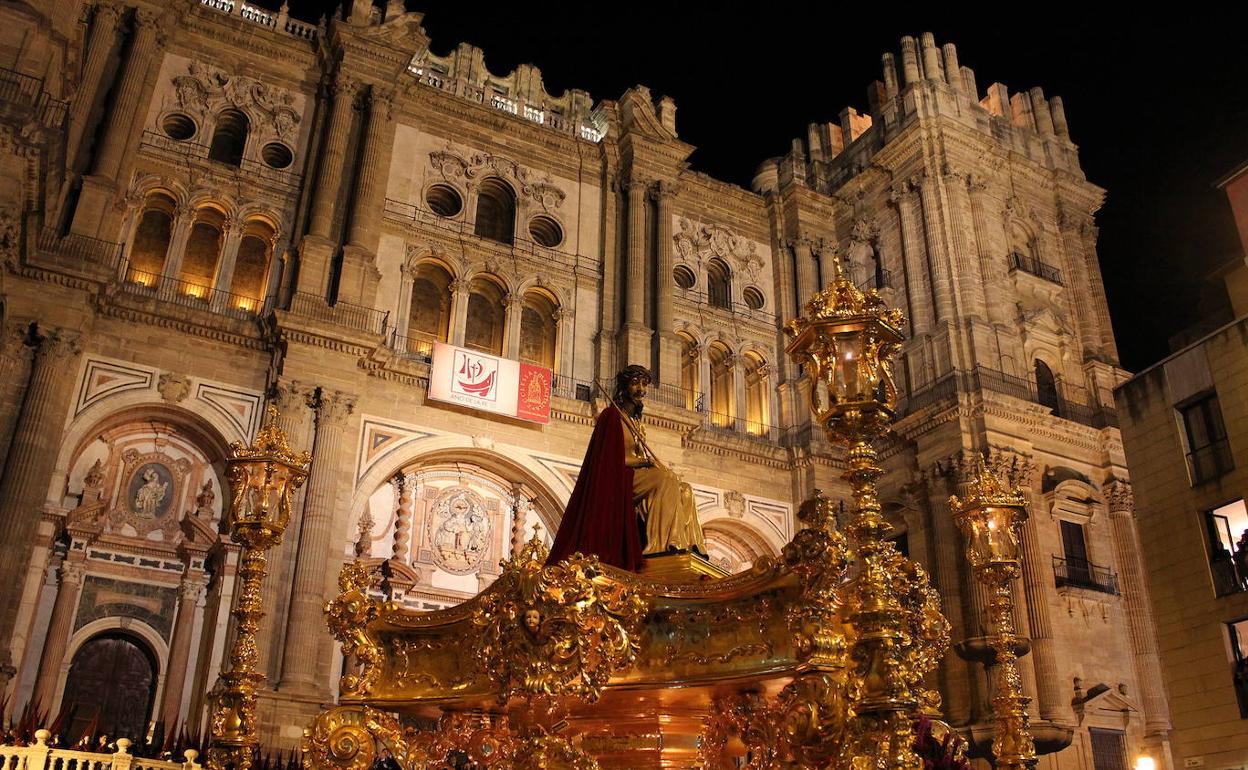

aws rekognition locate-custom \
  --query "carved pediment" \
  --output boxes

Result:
[428,145,567,211]
[673,218,764,281]
[171,60,302,141]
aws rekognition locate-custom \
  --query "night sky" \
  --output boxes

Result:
[281,2,1247,372]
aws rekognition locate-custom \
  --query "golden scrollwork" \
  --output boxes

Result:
[326,560,382,697]
[697,692,781,769]
[471,534,648,705]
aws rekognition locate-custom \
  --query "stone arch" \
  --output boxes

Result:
[473,177,516,245]
[518,287,559,369]
[54,616,169,721]
[707,340,735,427]
[701,516,782,574]
[463,272,508,355]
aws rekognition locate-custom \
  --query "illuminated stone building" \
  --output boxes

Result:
[0,0,1169,766]
[1115,166,1248,770]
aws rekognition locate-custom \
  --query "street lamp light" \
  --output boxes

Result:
[950,463,1037,770]
[206,405,312,770]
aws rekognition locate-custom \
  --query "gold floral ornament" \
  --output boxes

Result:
[207,405,311,770]
[471,531,649,705]
[949,462,1036,770]
[325,560,382,697]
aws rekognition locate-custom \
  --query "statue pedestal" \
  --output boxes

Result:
[640,551,729,582]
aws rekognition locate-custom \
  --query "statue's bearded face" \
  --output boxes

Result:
[625,375,649,404]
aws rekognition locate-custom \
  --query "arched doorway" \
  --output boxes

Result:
[62,632,158,741]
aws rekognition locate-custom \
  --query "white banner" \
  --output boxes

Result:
[427,343,552,424]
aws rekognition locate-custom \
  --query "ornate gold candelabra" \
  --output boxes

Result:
[950,464,1037,770]
[784,259,919,768]
[206,406,312,770]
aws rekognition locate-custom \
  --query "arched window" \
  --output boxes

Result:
[229,219,274,312]
[743,352,769,436]
[464,276,506,355]
[473,178,515,244]
[1034,358,1061,414]
[407,263,453,350]
[679,332,701,410]
[208,109,249,167]
[707,258,731,309]
[180,207,226,295]
[709,342,733,428]
[518,290,558,369]
[61,632,157,741]
[129,192,176,281]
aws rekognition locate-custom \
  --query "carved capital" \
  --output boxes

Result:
[448,279,471,295]
[623,175,650,196]
[92,0,123,27]
[649,179,680,202]
[331,76,360,102]
[58,560,86,587]
[317,390,357,427]
[35,328,84,365]
[1105,478,1133,515]
[368,87,394,122]
[179,577,207,603]
[271,379,309,415]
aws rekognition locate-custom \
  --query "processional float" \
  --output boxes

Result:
[204,263,1038,770]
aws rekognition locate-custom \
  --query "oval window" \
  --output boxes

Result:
[528,215,563,248]
[425,184,463,218]
[162,113,197,141]
[261,142,294,169]
[743,286,765,310]
[673,265,696,289]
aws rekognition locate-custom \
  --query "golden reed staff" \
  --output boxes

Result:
[595,379,671,473]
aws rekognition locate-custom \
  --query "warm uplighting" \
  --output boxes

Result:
[236,297,257,312]
[1135,756,1156,770]
[184,283,208,299]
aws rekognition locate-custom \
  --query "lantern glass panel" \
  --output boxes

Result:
[833,332,864,401]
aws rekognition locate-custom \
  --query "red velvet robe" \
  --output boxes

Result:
[546,406,644,571]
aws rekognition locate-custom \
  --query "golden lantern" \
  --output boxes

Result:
[950,464,1037,770]
[207,405,312,770]
[784,261,920,765]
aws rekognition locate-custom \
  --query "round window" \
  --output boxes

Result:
[161,113,197,141]
[528,215,563,248]
[261,142,294,169]
[425,184,463,218]
[673,265,696,289]
[743,286,765,310]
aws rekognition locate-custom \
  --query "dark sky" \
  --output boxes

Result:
[282,2,1246,372]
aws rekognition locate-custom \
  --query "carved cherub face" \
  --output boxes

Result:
[523,608,542,635]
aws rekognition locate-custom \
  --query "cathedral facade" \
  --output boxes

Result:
[0,0,1171,767]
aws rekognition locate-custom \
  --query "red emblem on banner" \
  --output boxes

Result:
[516,364,552,424]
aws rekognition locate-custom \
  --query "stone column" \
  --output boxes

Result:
[942,169,987,320]
[555,307,574,377]
[1079,222,1118,362]
[792,237,818,305]
[66,1,123,172]
[256,380,313,681]
[449,279,470,347]
[966,176,1007,326]
[916,172,955,324]
[159,206,193,284]
[652,181,683,386]
[1106,481,1172,738]
[300,77,360,297]
[159,576,206,728]
[211,218,243,311]
[392,473,415,562]
[1057,211,1103,359]
[816,240,838,289]
[730,354,746,431]
[89,9,163,181]
[278,389,355,695]
[503,293,523,359]
[30,559,86,709]
[0,328,83,687]
[922,474,971,725]
[619,176,651,365]
[889,182,935,334]
[1019,469,1070,724]
[339,88,392,307]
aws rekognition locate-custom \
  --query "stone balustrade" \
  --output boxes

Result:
[0,731,201,770]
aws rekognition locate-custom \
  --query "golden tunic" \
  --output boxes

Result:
[618,410,706,554]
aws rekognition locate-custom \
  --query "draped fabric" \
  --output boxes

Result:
[547,406,643,571]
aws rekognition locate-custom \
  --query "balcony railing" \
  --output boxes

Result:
[0,65,68,128]
[388,331,434,363]
[1188,438,1235,485]
[552,374,594,403]
[648,382,706,412]
[1052,556,1119,595]
[121,268,271,321]
[1007,252,1064,285]
[289,292,388,336]
[857,268,895,291]
[36,227,124,270]
[1,732,203,770]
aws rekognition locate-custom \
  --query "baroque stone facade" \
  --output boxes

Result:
[0,0,1170,766]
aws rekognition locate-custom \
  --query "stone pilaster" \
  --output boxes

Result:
[449,279,470,347]
[619,176,651,366]
[30,559,86,710]
[889,181,935,334]
[815,239,838,289]
[278,388,355,696]
[159,576,206,728]
[1106,480,1172,738]
[942,168,987,320]
[502,292,522,359]
[966,175,1008,326]
[1057,209,1103,360]
[652,180,682,386]
[66,1,122,172]
[0,328,83,687]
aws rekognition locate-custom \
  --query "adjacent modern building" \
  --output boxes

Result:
[0,0,1171,767]
[1116,163,1248,770]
